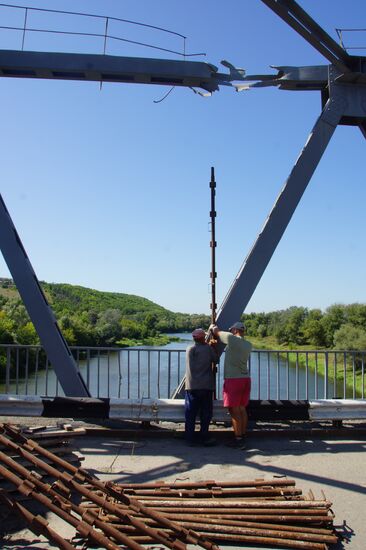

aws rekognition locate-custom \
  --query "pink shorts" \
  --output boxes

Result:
[223,378,251,408]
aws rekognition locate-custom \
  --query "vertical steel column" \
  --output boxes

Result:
[210,167,217,324]
[0,195,90,397]
[209,167,218,398]
[216,93,346,329]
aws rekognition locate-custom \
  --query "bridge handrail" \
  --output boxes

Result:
[0,344,364,401]
[0,3,205,58]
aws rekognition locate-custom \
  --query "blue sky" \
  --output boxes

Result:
[0,0,365,315]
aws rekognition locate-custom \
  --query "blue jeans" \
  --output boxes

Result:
[185,389,213,443]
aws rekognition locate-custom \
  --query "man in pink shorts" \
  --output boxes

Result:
[211,321,252,448]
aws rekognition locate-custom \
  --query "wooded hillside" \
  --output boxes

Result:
[0,278,210,346]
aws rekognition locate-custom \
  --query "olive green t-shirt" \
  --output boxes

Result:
[218,331,252,378]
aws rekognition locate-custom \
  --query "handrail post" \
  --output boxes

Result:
[324,352,329,399]
[6,347,11,393]
[21,7,28,51]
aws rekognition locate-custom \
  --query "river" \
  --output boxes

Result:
[2,333,337,400]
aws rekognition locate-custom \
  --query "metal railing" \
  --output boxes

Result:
[0,3,204,58]
[0,344,365,400]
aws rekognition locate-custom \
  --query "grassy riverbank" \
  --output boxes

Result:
[249,336,363,397]
[116,335,181,347]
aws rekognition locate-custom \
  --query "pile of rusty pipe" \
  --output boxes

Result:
[0,430,218,550]
[79,493,335,548]
[148,520,337,544]
[104,481,219,550]
[0,441,187,550]
[93,515,337,546]
[1,428,220,550]
[83,501,332,519]
[99,512,333,526]
[0,490,77,550]
[0,425,336,549]
[101,513,334,533]
[110,534,329,550]
[0,460,124,550]
[95,526,331,550]
[0,450,147,550]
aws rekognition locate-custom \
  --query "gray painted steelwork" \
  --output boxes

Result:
[215,0,366,330]
[0,196,90,397]
[0,394,366,422]
[1,0,366,396]
[0,30,246,400]
[0,49,245,93]
[216,84,344,329]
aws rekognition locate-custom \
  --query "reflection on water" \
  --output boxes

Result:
[1,333,342,400]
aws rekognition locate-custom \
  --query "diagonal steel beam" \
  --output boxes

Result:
[216,93,346,330]
[359,121,366,140]
[0,195,90,397]
[260,0,352,75]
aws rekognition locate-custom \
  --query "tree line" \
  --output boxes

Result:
[0,279,210,347]
[1,279,366,350]
[242,304,366,350]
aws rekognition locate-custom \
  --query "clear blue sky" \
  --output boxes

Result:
[0,0,365,315]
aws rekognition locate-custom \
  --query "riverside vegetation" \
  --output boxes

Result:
[0,278,365,393]
[0,278,210,347]
[1,278,365,350]
[243,305,366,396]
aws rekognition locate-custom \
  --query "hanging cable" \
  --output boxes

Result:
[153,86,175,103]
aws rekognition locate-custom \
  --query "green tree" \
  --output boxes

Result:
[0,311,15,343]
[141,313,158,338]
[95,309,123,345]
[302,309,326,347]
[333,324,366,350]
[120,318,140,339]
[15,322,39,345]
[4,300,30,326]
[345,303,366,329]
[321,304,346,347]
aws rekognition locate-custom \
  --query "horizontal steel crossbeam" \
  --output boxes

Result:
[1,395,366,422]
[0,49,243,92]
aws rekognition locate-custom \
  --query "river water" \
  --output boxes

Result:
[2,334,337,400]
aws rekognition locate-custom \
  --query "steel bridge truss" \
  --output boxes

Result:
[0,0,365,396]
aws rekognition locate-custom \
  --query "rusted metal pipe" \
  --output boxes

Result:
[98,516,336,545]
[105,481,219,550]
[162,510,333,525]
[123,506,331,517]
[116,487,302,498]
[0,431,218,550]
[0,450,146,550]
[123,498,332,509]
[188,531,330,549]
[0,424,337,550]
[0,490,77,550]
[145,514,335,534]
[97,526,330,549]
[155,520,337,544]
[0,462,122,550]
[1,426,218,550]
[115,478,297,490]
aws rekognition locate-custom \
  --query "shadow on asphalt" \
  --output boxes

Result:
[78,433,366,494]
[76,433,365,549]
